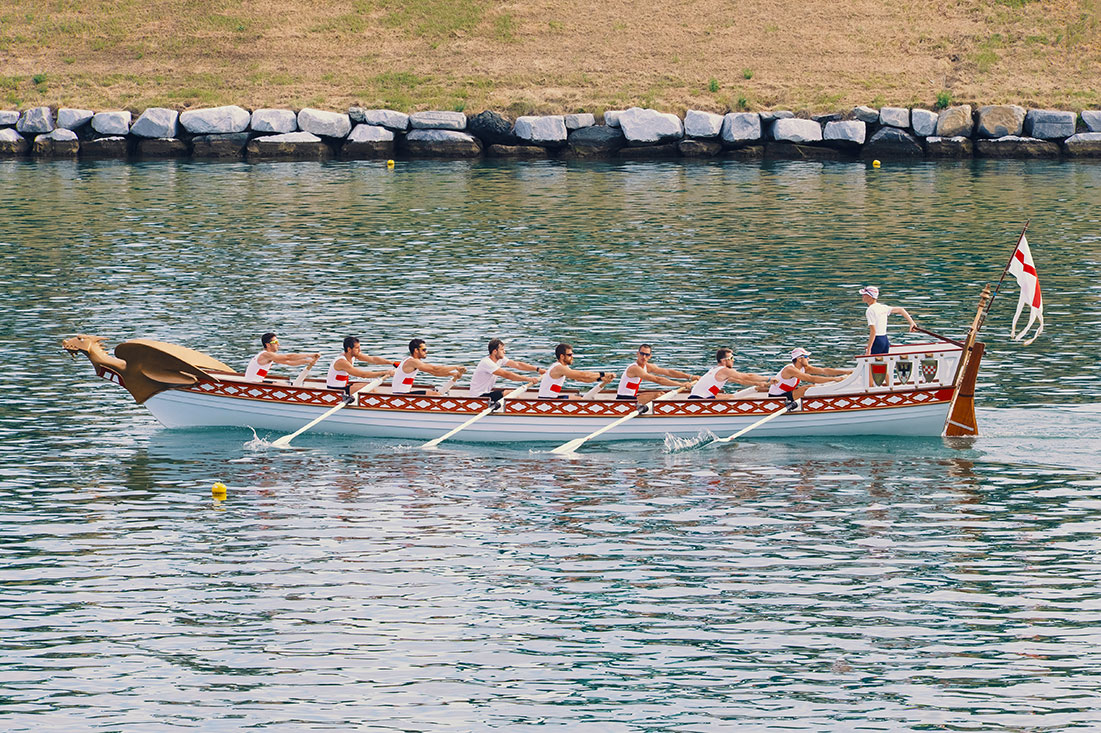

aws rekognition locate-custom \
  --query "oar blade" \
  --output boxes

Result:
[550,439,584,455]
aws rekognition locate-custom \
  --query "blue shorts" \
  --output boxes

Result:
[870,335,890,355]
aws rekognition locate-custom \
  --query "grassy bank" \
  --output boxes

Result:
[1,0,1099,114]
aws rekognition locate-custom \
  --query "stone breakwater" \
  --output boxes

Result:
[2,104,1101,162]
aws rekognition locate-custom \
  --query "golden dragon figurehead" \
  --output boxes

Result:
[63,334,233,403]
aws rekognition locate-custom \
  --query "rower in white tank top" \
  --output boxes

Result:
[244,351,270,381]
[538,367,567,398]
[327,356,352,389]
[392,357,418,394]
[768,370,799,396]
[689,365,727,399]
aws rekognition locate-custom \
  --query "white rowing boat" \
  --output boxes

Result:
[62,328,985,444]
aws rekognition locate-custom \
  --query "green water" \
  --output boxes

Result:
[1,158,1099,731]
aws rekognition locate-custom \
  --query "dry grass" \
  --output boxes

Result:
[1,0,1098,113]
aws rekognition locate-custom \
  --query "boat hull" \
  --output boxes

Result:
[145,383,953,443]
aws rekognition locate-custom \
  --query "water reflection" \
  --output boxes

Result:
[1,159,1099,730]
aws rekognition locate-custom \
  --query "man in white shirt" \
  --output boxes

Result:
[244,332,319,381]
[616,344,696,400]
[861,286,917,355]
[469,339,544,398]
[538,343,616,399]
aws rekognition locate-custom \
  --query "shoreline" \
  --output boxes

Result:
[2,104,1100,162]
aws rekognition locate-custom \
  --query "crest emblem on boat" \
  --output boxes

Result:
[894,359,913,384]
[920,357,939,383]
[870,360,888,387]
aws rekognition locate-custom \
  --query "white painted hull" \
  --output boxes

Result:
[145,387,951,443]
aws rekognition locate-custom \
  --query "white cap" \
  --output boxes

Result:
[790,347,811,360]
[859,285,879,298]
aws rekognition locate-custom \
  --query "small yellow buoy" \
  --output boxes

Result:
[212,482,228,499]
[386,159,395,169]
[872,159,881,168]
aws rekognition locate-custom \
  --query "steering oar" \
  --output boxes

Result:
[420,383,531,450]
[271,375,387,448]
[550,386,685,457]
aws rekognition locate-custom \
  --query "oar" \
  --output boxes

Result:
[420,383,530,450]
[711,399,800,445]
[271,376,386,448]
[436,375,459,395]
[292,356,320,386]
[581,379,607,399]
[550,386,684,456]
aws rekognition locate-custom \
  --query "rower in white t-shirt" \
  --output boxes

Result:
[468,338,543,397]
[616,343,696,400]
[860,285,917,355]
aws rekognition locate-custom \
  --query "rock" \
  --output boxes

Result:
[1025,109,1076,139]
[618,107,683,145]
[564,113,595,130]
[33,129,79,157]
[0,110,19,126]
[80,136,128,159]
[348,124,395,143]
[0,128,28,155]
[765,142,845,160]
[250,109,297,133]
[911,109,938,137]
[684,110,724,138]
[135,138,188,158]
[246,132,330,161]
[823,120,866,146]
[130,108,179,138]
[179,105,249,134]
[976,105,1026,138]
[848,106,879,123]
[721,113,761,145]
[17,107,55,134]
[566,125,625,157]
[1082,111,1101,132]
[759,110,794,124]
[618,142,680,159]
[603,110,624,127]
[467,110,517,145]
[1064,132,1101,157]
[925,136,973,158]
[487,144,551,158]
[513,116,567,146]
[57,108,94,130]
[863,127,923,158]
[727,145,764,161]
[678,139,722,157]
[403,129,482,157]
[92,111,131,136]
[350,108,409,131]
[342,124,395,159]
[975,136,1060,158]
[408,111,467,130]
[191,133,251,158]
[812,113,842,124]
[879,107,910,128]
[935,105,973,137]
[297,108,352,138]
[772,118,822,143]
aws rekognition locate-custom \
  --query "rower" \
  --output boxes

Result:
[538,343,615,399]
[616,343,696,400]
[768,347,851,408]
[469,338,543,399]
[326,336,394,399]
[688,347,771,399]
[392,339,466,395]
[244,332,319,382]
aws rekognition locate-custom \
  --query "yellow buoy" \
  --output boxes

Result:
[872,159,881,168]
[212,482,228,499]
[386,159,395,169]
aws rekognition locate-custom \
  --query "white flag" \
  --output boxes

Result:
[1006,235,1044,345]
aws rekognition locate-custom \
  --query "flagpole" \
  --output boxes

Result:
[976,219,1030,334]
